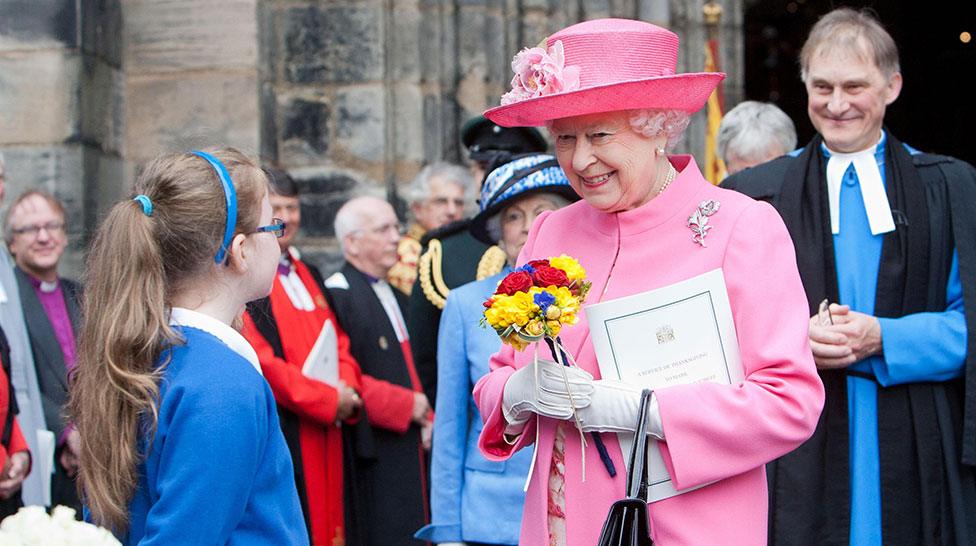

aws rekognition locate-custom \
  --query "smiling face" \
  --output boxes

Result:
[550,111,665,213]
[6,194,67,282]
[805,39,902,153]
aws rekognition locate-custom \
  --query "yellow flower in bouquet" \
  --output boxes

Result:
[481,255,591,350]
[549,254,587,283]
[483,291,538,329]
[479,254,618,478]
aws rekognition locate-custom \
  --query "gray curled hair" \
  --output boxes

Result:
[405,161,475,205]
[627,109,691,151]
[546,109,690,151]
[716,101,797,164]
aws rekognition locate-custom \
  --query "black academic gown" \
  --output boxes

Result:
[325,263,428,546]
[723,133,976,545]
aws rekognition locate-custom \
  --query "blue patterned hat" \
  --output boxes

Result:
[470,153,579,244]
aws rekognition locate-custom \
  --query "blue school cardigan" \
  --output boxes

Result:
[125,326,308,545]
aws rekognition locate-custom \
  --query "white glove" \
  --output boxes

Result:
[577,380,664,439]
[502,358,594,428]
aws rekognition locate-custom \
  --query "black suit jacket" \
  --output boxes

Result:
[15,269,81,440]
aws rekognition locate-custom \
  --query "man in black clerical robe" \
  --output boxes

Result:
[325,196,431,546]
[724,8,976,545]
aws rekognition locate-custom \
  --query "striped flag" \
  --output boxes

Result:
[704,38,726,184]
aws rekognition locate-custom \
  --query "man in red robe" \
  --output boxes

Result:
[0,326,31,516]
[243,166,362,546]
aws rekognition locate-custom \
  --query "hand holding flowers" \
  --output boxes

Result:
[482,255,616,477]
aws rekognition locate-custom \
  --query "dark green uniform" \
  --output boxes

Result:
[406,219,504,406]
[407,116,546,405]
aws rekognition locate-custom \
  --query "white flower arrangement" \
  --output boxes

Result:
[0,506,120,546]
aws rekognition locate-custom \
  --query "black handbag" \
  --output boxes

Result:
[597,389,654,546]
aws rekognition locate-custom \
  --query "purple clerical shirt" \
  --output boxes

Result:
[28,276,77,370]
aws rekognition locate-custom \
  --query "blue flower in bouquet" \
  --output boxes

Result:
[533,291,556,313]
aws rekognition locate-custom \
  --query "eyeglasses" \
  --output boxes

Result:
[351,221,405,237]
[11,221,65,237]
[429,197,466,209]
[252,218,286,238]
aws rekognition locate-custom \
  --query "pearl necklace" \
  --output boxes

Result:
[656,164,677,195]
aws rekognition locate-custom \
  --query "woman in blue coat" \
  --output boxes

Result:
[416,154,577,546]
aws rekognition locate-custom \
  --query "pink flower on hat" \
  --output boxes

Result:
[500,40,581,105]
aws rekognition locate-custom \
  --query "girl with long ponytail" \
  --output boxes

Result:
[68,148,308,545]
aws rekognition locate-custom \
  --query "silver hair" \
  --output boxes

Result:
[800,7,900,82]
[546,109,690,151]
[716,101,797,164]
[333,192,388,253]
[627,109,691,151]
[485,193,572,245]
[405,161,475,205]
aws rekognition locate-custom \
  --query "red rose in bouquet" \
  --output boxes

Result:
[532,265,569,288]
[495,270,533,296]
[527,259,551,269]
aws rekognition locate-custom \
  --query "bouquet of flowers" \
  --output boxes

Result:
[481,255,590,351]
[0,506,121,546]
[482,255,616,477]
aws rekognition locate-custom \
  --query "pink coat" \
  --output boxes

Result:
[474,157,825,546]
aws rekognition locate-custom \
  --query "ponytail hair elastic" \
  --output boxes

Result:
[190,150,238,264]
[133,194,153,217]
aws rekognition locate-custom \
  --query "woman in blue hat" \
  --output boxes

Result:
[416,154,578,546]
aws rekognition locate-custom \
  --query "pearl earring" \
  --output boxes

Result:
[655,147,665,156]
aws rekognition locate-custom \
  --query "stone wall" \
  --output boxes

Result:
[0,0,85,275]
[1,0,743,278]
[259,0,744,273]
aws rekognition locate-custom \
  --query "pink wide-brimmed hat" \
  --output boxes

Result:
[485,18,725,127]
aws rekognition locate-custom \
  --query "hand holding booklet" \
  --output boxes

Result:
[585,268,744,502]
[302,320,339,386]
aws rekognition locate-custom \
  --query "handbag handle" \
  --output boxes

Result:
[626,389,654,500]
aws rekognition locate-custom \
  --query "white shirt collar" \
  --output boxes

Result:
[169,307,262,375]
[371,280,408,343]
[824,133,895,236]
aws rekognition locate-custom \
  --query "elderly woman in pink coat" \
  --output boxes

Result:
[473,18,825,546]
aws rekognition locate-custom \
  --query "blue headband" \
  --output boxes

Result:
[191,150,238,264]
[132,194,153,216]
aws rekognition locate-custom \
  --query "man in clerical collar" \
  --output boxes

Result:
[4,189,82,514]
[724,7,976,545]
[324,196,431,546]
